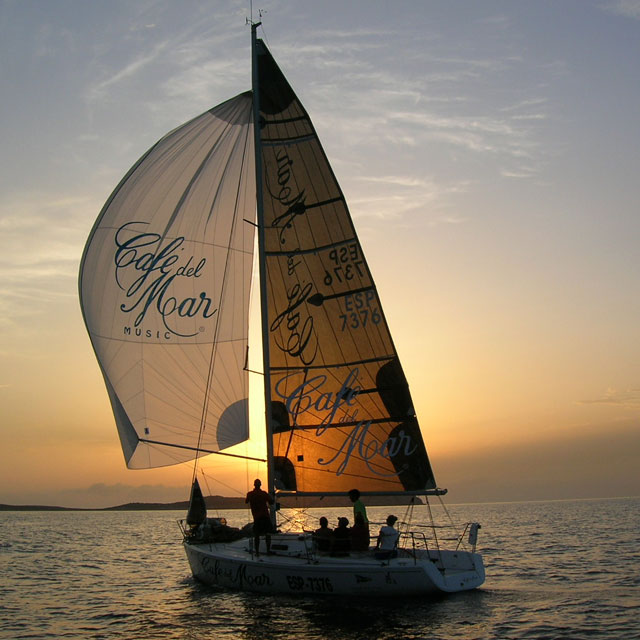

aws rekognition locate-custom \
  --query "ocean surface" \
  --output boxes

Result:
[1,497,638,639]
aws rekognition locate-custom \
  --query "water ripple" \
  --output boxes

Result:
[1,498,639,639]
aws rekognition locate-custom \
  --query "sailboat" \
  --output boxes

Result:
[79,23,485,596]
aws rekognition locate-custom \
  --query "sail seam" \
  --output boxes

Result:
[265,233,355,257]
[275,416,411,431]
[270,354,396,371]
[262,134,316,146]
[262,114,309,125]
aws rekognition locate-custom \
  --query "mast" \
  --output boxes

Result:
[251,22,277,529]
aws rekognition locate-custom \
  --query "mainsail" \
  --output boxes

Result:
[254,40,436,494]
[79,94,256,468]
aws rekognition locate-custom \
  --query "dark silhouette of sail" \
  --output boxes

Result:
[186,479,207,525]
[255,40,436,494]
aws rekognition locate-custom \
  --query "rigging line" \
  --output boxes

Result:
[399,498,416,543]
[264,233,356,258]
[139,438,265,462]
[437,493,466,549]
[200,467,247,497]
[309,285,374,303]
[268,353,395,370]
[199,470,213,506]
[193,109,254,482]
[98,222,255,254]
[273,415,413,430]
[425,496,443,561]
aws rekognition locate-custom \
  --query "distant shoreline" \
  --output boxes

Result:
[2,495,635,512]
[0,494,422,512]
[0,496,243,512]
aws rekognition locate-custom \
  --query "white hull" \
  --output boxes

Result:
[184,533,484,596]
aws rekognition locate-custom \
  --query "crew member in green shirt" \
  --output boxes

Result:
[348,489,368,529]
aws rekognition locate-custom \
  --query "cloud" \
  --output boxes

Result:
[74,11,549,243]
[438,420,640,502]
[0,192,98,332]
[84,20,245,113]
[350,174,468,223]
[602,0,640,19]
[578,388,640,409]
[285,31,549,190]
[87,45,168,102]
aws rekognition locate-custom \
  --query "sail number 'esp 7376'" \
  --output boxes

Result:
[323,242,364,285]
[341,290,381,331]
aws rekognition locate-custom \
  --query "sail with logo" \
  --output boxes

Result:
[255,41,436,495]
[80,23,484,596]
[79,95,257,468]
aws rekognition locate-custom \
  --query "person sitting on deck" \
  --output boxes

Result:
[331,517,351,556]
[350,513,370,551]
[375,514,400,559]
[313,516,332,552]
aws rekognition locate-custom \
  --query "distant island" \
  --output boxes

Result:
[0,494,421,511]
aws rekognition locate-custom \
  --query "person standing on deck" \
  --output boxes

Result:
[348,489,369,530]
[245,479,273,556]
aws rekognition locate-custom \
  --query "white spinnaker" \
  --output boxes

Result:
[79,93,256,469]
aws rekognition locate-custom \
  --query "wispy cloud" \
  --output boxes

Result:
[78,13,548,235]
[349,174,468,223]
[277,27,550,200]
[0,193,97,329]
[86,44,169,102]
[602,0,640,19]
[579,388,640,409]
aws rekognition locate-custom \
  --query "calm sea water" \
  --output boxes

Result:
[1,497,638,639]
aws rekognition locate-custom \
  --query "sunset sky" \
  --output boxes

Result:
[1,0,638,508]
